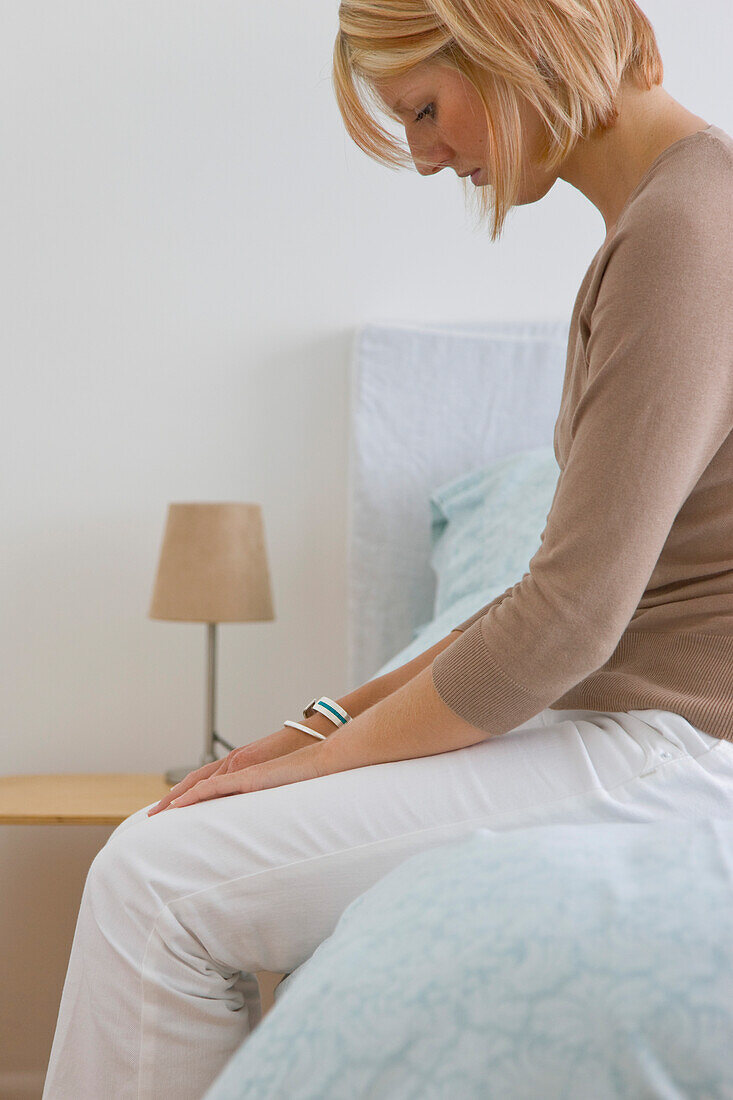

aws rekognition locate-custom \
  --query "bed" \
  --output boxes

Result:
[201,320,733,1100]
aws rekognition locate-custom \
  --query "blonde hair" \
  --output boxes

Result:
[333,0,663,240]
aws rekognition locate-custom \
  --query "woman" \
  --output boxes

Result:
[43,2,733,1097]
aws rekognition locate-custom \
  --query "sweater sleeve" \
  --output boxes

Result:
[431,191,733,736]
[450,578,528,634]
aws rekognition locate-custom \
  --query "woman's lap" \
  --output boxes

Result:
[42,706,733,1099]
[101,706,732,972]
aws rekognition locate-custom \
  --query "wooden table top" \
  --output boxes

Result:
[0,773,173,825]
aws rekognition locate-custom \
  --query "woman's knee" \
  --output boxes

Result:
[108,801,159,843]
[87,811,175,926]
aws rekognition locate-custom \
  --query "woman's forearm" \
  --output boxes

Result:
[281,630,466,744]
[161,648,483,810]
[320,658,486,773]
[331,630,465,723]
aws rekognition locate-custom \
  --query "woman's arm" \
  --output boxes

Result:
[158,654,487,810]
[148,629,466,814]
[323,629,465,734]
[263,629,467,745]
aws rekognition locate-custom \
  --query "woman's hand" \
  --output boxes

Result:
[147,725,326,816]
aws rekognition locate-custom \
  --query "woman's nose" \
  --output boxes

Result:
[407,134,451,176]
[412,150,451,176]
[417,160,448,176]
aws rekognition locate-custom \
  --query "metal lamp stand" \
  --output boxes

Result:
[165,623,236,785]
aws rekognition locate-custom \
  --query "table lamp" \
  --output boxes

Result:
[149,502,275,785]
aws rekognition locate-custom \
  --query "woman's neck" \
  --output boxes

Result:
[558,80,710,237]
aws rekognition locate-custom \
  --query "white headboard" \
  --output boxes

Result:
[346,319,570,690]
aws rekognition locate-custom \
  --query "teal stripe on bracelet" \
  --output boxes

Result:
[319,700,348,724]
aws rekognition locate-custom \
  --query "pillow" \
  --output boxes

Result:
[429,443,560,618]
[203,820,733,1100]
[368,445,560,681]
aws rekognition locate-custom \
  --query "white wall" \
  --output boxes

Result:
[2,1,731,1092]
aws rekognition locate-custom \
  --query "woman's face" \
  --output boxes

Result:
[373,60,555,201]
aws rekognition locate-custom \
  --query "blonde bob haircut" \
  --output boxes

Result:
[333,0,663,240]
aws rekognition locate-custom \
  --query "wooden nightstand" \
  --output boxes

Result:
[0,773,172,825]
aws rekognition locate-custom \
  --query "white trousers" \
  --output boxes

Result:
[42,706,733,1100]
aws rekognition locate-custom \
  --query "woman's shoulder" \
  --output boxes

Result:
[702,123,733,163]
[618,124,733,241]
[574,126,733,339]
[582,126,733,336]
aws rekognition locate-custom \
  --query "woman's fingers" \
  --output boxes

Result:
[221,746,258,771]
[166,746,326,809]
[147,756,227,816]
[145,735,306,817]
[168,769,258,808]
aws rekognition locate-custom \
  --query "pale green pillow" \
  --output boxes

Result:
[429,443,559,618]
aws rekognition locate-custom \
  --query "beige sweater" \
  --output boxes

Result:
[431,123,733,743]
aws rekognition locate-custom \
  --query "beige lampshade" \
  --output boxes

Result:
[148,503,275,623]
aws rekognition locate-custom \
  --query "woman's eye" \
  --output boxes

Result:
[415,103,435,123]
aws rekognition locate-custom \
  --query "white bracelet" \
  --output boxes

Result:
[308,697,351,727]
[299,695,352,730]
[283,720,327,742]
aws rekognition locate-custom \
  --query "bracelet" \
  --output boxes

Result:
[305,697,352,727]
[283,720,327,742]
